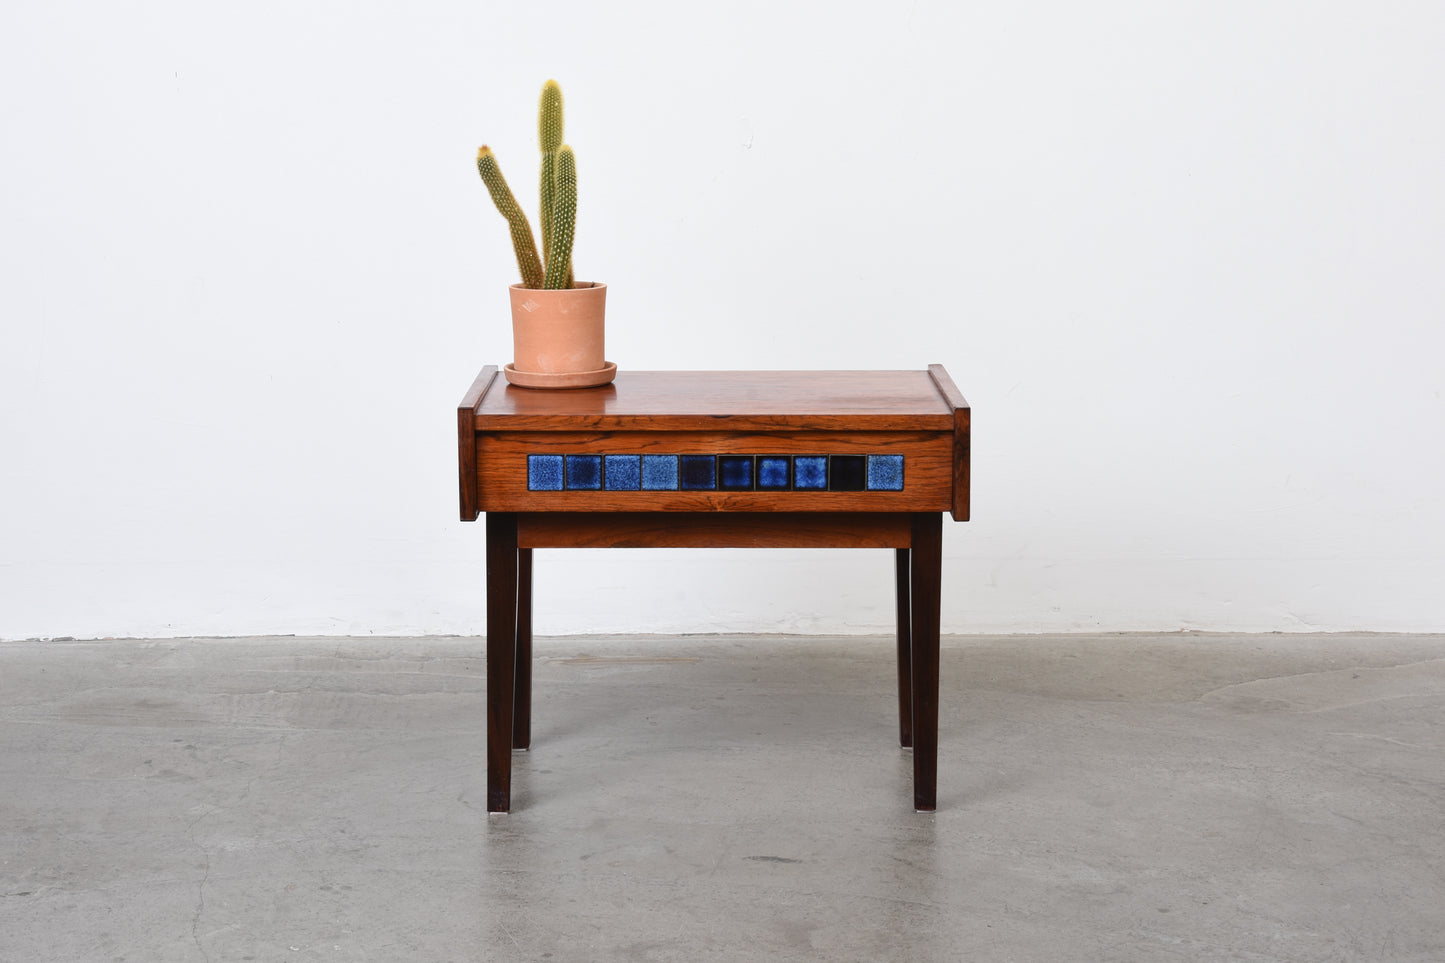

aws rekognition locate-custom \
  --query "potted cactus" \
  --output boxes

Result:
[476,79,612,388]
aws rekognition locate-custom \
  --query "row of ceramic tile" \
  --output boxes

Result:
[527,454,905,492]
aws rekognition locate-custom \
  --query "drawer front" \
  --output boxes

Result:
[475,430,954,512]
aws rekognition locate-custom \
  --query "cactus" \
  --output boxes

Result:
[475,147,543,289]
[538,79,563,267]
[476,79,579,290]
[544,146,577,290]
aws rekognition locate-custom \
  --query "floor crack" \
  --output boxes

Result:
[187,806,217,963]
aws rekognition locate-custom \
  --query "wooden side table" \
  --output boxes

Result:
[457,367,970,812]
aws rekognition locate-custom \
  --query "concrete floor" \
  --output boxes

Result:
[1,634,1443,962]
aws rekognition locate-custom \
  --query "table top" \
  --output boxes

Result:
[458,365,970,521]
[463,367,968,432]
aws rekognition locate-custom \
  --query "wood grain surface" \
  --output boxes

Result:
[456,365,498,520]
[474,370,954,431]
[476,430,953,513]
[927,364,971,521]
[459,367,970,521]
[516,512,913,548]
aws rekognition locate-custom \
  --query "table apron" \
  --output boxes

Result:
[475,429,954,513]
[514,511,919,548]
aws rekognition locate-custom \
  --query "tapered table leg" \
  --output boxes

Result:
[909,513,942,812]
[895,547,913,748]
[514,548,533,750]
[486,512,519,813]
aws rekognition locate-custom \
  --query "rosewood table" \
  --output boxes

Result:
[457,367,970,812]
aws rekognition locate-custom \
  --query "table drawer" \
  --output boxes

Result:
[475,430,954,512]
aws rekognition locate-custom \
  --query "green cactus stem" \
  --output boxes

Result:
[543,145,577,290]
[538,80,564,265]
[540,151,556,267]
[476,146,544,289]
[538,80,564,152]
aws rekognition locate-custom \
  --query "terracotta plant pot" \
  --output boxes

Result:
[504,282,615,388]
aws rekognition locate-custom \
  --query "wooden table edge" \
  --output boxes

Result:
[458,365,500,520]
[926,365,970,522]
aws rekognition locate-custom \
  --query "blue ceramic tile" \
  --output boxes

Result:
[680,455,717,490]
[641,455,679,490]
[528,454,565,491]
[757,456,791,490]
[829,455,867,491]
[718,455,755,490]
[793,456,828,490]
[565,454,602,490]
[539,452,901,494]
[867,454,905,491]
[604,455,641,491]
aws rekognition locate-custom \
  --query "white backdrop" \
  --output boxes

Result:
[3,1,1443,639]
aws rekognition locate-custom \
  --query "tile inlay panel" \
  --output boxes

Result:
[490,427,953,512]
[530,452,908,493]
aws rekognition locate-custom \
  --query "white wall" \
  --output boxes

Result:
[3,1,1443,639]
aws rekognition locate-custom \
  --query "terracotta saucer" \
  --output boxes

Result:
[504,361,617,389]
